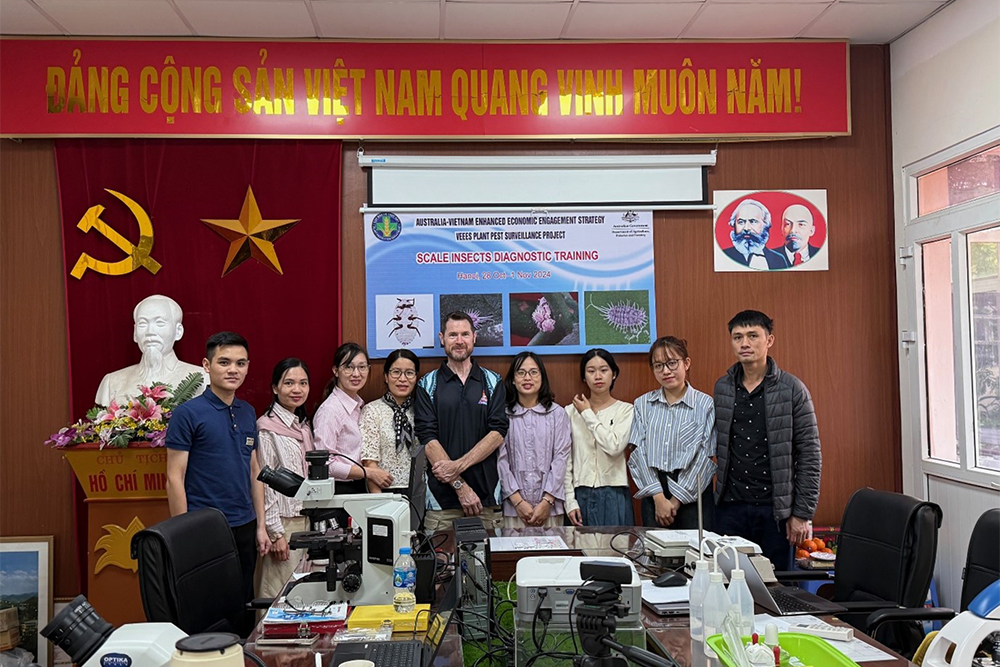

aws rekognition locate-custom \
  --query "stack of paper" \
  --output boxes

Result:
[488,535,569,552]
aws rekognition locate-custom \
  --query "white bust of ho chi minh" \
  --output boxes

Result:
[94,294,209,406]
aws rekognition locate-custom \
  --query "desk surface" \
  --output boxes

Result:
[246,525,915,667]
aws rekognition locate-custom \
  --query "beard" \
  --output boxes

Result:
[785,235,806,252]
[447,345,471,363]
[138,343,165,384]
[731,227,769,255]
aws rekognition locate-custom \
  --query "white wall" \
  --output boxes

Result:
[891,0,1000,610]
[891,0,1000,170]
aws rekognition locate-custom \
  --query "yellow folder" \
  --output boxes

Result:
[347,604,432,632]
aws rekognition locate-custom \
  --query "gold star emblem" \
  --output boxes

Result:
[201,186,300,276]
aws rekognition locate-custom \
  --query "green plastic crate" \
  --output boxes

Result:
[706,631,862,667]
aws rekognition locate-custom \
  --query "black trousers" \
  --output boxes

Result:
[231,520,258,637]
[641,487,714,530]
[714,501,791,570]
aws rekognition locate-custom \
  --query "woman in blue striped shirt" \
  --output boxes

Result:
[628,336,716,530]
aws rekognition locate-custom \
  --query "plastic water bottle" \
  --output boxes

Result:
[702,571,731,658]
[392,547,416,613]
[727,568,755,637]
[689,560,710,643]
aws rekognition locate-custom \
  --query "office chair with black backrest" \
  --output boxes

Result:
[777,488,943,656]
[130,507,252,636]
[866,507,1000,642]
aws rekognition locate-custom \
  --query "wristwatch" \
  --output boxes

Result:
[452,479,464,490]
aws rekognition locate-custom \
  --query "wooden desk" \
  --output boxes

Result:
[490,525,916,666]
[245,525,916,667]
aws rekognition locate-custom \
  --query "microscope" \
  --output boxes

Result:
[258,450,412,607]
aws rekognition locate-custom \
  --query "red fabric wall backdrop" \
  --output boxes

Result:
[55,139,343,419]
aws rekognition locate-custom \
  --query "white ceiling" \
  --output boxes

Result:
[0,0,951,43]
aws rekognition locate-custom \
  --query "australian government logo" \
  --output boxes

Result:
[372,212,402,242]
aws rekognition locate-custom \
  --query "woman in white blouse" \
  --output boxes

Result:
[565,348,635,526]
[360,349,425,529]
[256,358,313,598]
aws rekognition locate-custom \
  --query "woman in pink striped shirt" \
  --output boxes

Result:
[314,342,394,494]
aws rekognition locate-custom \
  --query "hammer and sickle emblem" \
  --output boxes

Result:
[70,189,162,279]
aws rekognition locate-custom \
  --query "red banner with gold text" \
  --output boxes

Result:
[1,39,849,139]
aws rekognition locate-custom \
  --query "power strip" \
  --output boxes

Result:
[791,622,854,641]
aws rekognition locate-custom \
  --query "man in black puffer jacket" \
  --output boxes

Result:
[713,310,821,570]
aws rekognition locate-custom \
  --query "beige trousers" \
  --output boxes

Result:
[255,516,309,599]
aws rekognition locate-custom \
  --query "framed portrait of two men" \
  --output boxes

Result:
[714,189,829,273]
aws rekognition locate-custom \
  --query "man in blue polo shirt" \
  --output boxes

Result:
[166,331,269,634]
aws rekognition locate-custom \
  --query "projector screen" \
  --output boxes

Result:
[361,154,715,210]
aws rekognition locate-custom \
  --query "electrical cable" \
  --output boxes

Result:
[524,650,577,667]
[328,452,368,489]
[243,649,267,667]
[610,529,664,576]
[567,578,592,654]
[411,608,434,640]
[531,587,548,652]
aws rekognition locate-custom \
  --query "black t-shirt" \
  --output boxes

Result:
[722,375,773,504]
[414,360,509,510]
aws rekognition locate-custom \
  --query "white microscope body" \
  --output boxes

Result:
[924,581,1000,667]
[288,483,411,606]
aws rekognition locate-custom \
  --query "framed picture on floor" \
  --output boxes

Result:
[1,536,54,667]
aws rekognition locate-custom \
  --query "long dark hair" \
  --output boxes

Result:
[322,342,369,401]
[504,351,555,410]
[266,357,311,423]
[580,348,619,391]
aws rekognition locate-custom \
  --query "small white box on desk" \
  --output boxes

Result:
[515,556,642,626]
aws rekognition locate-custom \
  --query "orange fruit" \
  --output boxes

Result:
[796,549,810,559]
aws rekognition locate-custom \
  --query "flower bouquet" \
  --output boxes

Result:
[46,372,203,449]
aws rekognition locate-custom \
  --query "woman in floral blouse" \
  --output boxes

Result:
[360,349,424,528]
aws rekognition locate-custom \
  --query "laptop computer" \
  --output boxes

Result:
[716,549,846,617]
[330,576,460,667]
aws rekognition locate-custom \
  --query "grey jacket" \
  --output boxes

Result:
[713,357,821,523]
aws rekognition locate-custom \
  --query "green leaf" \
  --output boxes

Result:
[86,406,103,420]
[108,431,133,448]
[164,372,203,409]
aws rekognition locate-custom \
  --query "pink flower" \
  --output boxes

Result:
[531,297,556,332]
[140,385,168,401]
[149,430,167,447]
[128,397,163,422]
[46,427,76,448]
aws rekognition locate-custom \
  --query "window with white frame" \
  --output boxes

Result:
[903,132,1000,488]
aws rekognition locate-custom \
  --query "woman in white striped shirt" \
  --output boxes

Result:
[256,357,314,598]
[628,336,716,530]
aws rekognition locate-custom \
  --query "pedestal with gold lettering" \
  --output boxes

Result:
[63,443,170,627]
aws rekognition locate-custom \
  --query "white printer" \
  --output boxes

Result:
[515,556,642,626]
